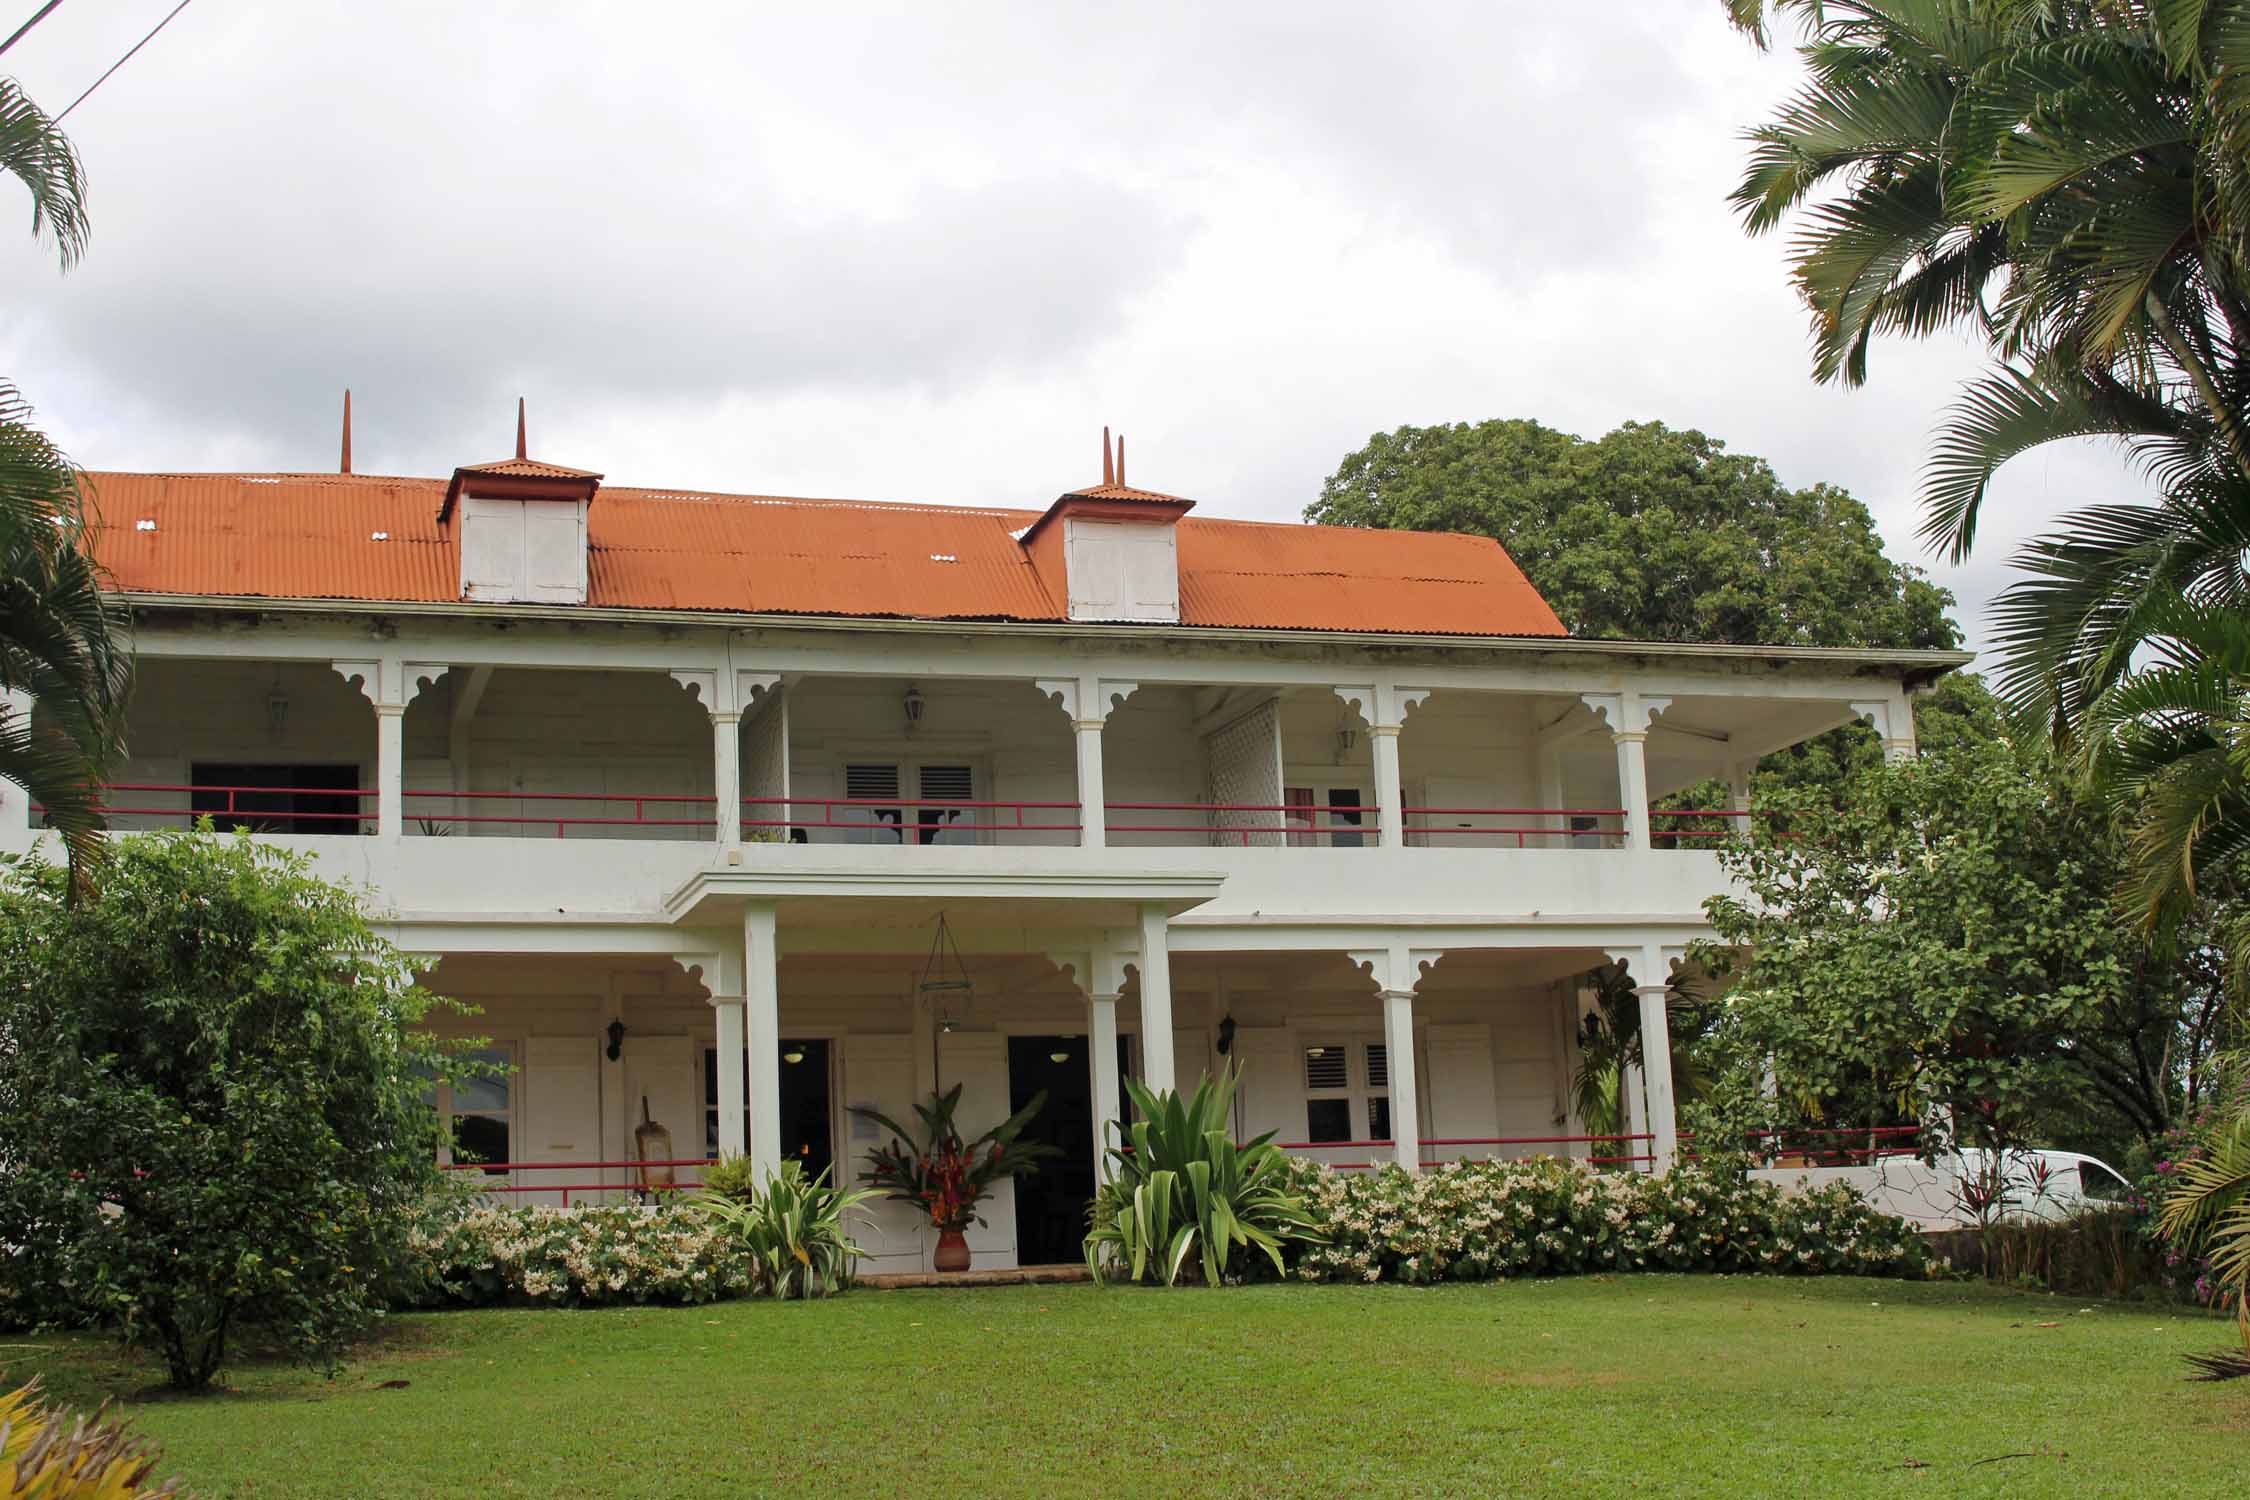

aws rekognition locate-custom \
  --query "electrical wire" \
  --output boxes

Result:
[54,0,189,123]
[0,1,63,59]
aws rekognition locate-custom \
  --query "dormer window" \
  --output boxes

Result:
[436,406,603,605]
[1020,428,1193,625]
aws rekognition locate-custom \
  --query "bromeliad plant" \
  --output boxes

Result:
[692,1158,877,1300]
[1084,1065,1324,1287]
[850,1085,1059,1233]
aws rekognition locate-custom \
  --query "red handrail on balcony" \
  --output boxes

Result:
[1399,807,1628,849]
[1104,802,1379,847]
[1272,1131,1657,1168]
[739,794,1081,838]
[45,782,376,828]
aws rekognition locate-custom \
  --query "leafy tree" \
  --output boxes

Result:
[0,831,466,1389]
[1309,418,1957,648]
[0,78,128,890]
[1699,738,2202,1159]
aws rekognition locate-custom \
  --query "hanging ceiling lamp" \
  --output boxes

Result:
[918,910,974,1042]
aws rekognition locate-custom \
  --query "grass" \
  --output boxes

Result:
[5,1277,2244,1498]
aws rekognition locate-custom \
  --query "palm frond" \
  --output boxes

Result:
[0,76,86,269]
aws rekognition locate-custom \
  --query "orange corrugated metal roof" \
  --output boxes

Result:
[78,470,1567,637]
[454,457,604,480]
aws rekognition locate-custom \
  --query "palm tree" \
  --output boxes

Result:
[0,78,128,888]
[1726,1,2250,561]
[2155,1081,2250,1377]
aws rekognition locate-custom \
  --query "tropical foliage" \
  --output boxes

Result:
[0,831,464,1389]
[692,1159,876,1299]
[1307,418,1956,647]
[1284,1157,1928,1285]
[2154,1064,2250,1376]
[850,1085,1058,1233]
[1698,738,2207,1156]
[0,79,129,891]
[1084,1066,1324,1286]
[0,1381,175,1499]
[407,1201,756,1308]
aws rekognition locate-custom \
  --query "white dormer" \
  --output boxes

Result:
[1064,515,1180,623]
[438,448,604,606]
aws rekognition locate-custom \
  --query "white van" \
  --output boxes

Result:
[1751,1147,2135,1230]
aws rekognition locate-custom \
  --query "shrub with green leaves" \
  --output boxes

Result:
[0,831,464,1389]
[1085,1066,1324,1286]
[691,1158,877,1299]
[1284,1156,1927,1284]
[407,1201,756,1307]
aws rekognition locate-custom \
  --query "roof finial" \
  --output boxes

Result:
[515,396,527,460]
[340,388,353,475]
[1116,433,1125,488]
[1101,425,1114,487]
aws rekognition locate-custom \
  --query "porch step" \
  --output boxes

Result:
[858,1262,1091,1291]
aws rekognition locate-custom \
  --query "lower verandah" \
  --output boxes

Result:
[420,947,1627,1275]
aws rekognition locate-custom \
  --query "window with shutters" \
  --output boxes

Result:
[430,1043,516,1174]
[1302,1037,1390,1143]
[837,761,977,845]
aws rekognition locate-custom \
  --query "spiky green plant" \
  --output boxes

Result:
[1084,1065,1323,1287]
[849,1085,1059,1233]
[0,1380,176,1497]
[691,1158,877,1299]
[2156,1088,2250,1376]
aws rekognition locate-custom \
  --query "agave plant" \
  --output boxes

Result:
[0,1381,176,1497]
[691,1158,878,1300]
[1084,1064,1324,1287]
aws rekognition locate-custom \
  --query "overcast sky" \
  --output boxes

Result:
[0,1,2154,659]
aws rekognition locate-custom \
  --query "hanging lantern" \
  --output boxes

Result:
[918,911,974,1081]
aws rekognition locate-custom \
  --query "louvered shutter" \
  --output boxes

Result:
[918,764,974,845]
[842,764,902,844]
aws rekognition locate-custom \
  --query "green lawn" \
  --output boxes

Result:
[7,1277,2243,1498]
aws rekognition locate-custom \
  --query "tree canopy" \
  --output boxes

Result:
[1307,418,1957,649]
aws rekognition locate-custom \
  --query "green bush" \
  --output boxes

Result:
[0,831,466,1389]
[1283,1156,1928,1284]
[406,1200,756,1307]
[1085,1067,1324,1286]
[691,1158,876,1299]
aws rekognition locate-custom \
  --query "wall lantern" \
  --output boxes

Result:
[1216,1014,1237,1057]
[266,691,291,741]
[605,1018,626,1062]
[903,683,926,730]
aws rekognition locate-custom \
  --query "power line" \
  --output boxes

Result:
[0,1,64,59]
[55,0,189,123]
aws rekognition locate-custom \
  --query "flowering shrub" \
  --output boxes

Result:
[405,1201,756,1308]
[1282,1157,1928,1284]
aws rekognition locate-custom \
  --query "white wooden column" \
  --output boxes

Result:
[1336,685,1430,851]
[742,903,782,1179]
[1054,942,1133,1175]
[710,994,747,1159]
[1039,677,1136,850]
[333,658,443,839]
[1583,692,1670,851]
[1612,941,1680,1173]
[710,711,742,844]
[1852,695,1918,764]
[1134,902,1176,1094]
[1353,944,1439,1172]
[1727,761,1753,814]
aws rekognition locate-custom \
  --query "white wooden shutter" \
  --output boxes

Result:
[1426,1023,1500,1158]
[841,1034,924,1272]
[520,1036,601,1205]
[938,1032,1016,1266]
[918,764,975,845]
[842,763,903,844]
[1231,1027,1297,1145]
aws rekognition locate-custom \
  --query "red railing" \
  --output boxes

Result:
[441,1157,712,1207]
[740,795,1080,841]
[1273,1132,1657,1169]
[1400,807,1627,849]
[54,781,376,831]
[1105,802,1378,847]
[403,788,717,837]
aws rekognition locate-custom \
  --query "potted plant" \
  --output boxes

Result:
[850,1085,1058,1272]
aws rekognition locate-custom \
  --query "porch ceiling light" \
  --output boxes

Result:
[903,683,926,729]
[1048,1047,1071,1063]
[783,1047,805,1065]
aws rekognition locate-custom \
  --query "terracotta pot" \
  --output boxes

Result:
[933,1227,972,1273]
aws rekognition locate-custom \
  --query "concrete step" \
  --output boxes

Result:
[857,1262,1091,1290]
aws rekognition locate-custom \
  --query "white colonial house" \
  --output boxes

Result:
[11,425,1964,1272]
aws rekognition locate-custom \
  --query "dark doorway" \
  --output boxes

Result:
[191,762,363,835]
[705,1038,833,1183]
[1009,1035,1096,1266]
